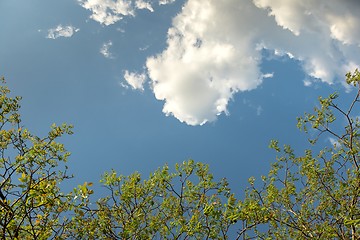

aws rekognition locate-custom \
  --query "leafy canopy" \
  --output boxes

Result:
[0,69,359,239]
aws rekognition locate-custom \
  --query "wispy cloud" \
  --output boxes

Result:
[145,0,360,125]
[78,0,135,26]
[243,99,264,117]
[256,106,263,116]
[123,70,147,91]
[159,0,176,5]
[139,45,150,51]
[136,0,154,12]
[100,41,114,59]
[116,28,125,33]
[78,0,164,25]
[77,0,176,26]
[328,137,342,149]
[303,79,312,87]
[46,25,79,39]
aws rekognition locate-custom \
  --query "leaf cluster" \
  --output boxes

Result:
[236,69,360,239]
[0,81,74,239]
[67,160,237,239]
[1,69,359,239]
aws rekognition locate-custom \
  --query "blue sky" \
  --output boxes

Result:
[1,0,359,200]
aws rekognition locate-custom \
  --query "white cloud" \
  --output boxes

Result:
[119,81,130,89]
[253,0,360,84]
[159,0,176,5]
[145,0,360,125]
[139,45,150,51]
[100,41,114,58]
[78,0,135,25]
[78,0,172,25]
[243,99,263,116]
[46,25,79,39]
[303,79,312,87]
[253,0,360,46]
[328,137,341,149]
[123,70,147,91]
[136,0,154,12]
[262,73,274,79]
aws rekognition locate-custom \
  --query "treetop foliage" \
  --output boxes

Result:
[1,70,359,239]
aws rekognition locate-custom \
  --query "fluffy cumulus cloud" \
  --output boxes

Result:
[46,25,79,39]
[253,0,360,46]
[123,70,147,91]
[146,0,269,125]
[78,0,175,25]
[79,0,360,125]
[253,0,360,83]
[145,0,360,125]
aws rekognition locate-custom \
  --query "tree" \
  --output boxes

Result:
[67,160,238,239]
[236,69,360,239]
[0,76,238,239]
[0,77,75,239]
[1,69,359,239]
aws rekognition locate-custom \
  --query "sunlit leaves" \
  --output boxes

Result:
[0,80,74,239]
[346,68,360,86]
[1,69,359,239]
[67,160,237,239]
[237,69,360,239]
